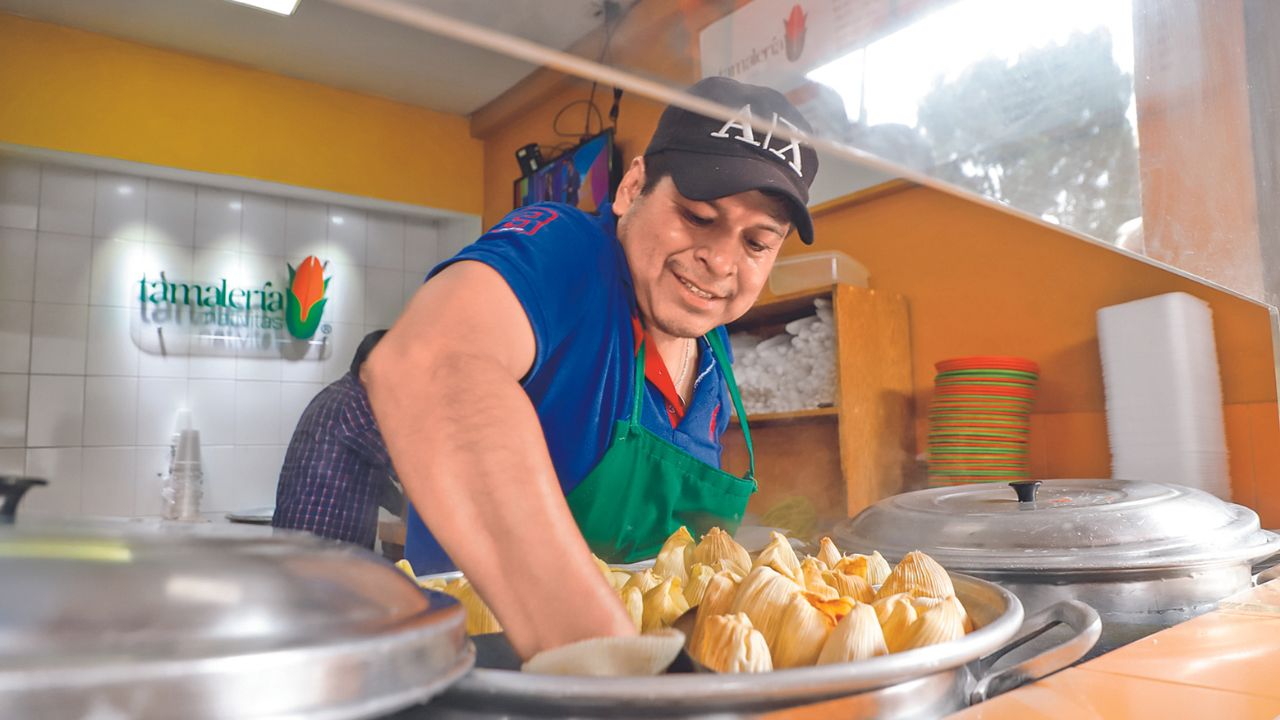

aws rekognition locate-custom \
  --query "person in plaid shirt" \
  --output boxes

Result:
[272,330,403,548]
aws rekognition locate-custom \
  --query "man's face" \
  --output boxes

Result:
[613,157,793,340]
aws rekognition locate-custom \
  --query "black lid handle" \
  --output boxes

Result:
[0,476,48,523]
[1009,480,1042,504]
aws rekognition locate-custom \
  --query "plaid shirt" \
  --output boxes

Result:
[272,372,394,548]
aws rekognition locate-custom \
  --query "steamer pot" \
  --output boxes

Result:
[835,479,1280,656]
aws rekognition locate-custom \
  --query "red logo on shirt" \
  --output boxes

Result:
[494,207,559,236]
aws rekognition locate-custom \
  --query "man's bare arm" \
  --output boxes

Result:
[363,261,635,659]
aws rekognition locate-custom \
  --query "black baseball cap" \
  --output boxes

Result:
[644,76,819,244]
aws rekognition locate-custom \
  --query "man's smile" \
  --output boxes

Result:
[671,269,727,303]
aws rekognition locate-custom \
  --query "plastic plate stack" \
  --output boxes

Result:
[927,356,1040,486]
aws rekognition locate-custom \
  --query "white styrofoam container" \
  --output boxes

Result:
[1097,292,1229,499]
[768,251,869,295]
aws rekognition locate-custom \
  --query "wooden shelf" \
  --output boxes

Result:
[730,407,839,425]
[720,283,915,520]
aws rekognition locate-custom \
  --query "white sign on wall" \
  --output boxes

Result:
[129,254,333,359]
[699,0,952,89]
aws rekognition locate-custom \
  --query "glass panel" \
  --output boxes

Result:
[333,0,1276,304]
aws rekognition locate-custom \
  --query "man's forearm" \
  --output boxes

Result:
[365,346,636,659]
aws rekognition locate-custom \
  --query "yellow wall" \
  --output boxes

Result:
[0,12,483,215]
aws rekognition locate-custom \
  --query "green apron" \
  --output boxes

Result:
[566,330,757,563]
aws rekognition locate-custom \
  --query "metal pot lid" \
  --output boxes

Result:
[0,522,473,719]
[834,479,1280,573]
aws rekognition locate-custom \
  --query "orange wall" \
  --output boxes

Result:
[0,12,483,215]
[795,185,1278,413]
[803,184,1280,524]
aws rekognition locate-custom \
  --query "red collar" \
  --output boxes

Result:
[631,317,687,427]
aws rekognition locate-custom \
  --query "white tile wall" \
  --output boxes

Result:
[199,444,238,512]
[188,354,237,381]
[322,322,364,384]
[234,380,281,446]
[0,301,32,373]
[35,232,93,305]
[138,346,190,379]
[83,376,139,447]
[139,242,194,284]
[31,303,88,375]
[145,179,196,246]
[286,200,327,259]
[236,445,287,508]
[81,447,137,517]
[136,377,187,446]
[90,237,144,308]
[280,345,324,383]
[188,379,237,446]
[239,252,284,292]
[405,219,440,277]
[329,262,364,324]
[0,157,464,518]
[364,267,404,327]
[0,374,28,448]
[195,187,242,251]
[86,306,140,376]
[94,174,147,242]
[23,447,82,517]
[242,194,286,257]
[0,448,24,475]
[328,207,366,265]
[27,375,84,447]
[134,445,169,517]
[0,159,39,230]
[235,356,283,382]
[39,166,94,236]
[0,227,37,302]
[439,215,482,260]
[367,214,405,270]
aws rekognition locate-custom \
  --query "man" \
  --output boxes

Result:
[272,330,403,548]
[365,76,818,665]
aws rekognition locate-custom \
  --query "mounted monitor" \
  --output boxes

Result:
[513,130,620,213]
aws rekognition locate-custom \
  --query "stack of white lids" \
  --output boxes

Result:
[1097,292,1229,499]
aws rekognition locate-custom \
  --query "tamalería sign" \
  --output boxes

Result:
[131,255,333,358]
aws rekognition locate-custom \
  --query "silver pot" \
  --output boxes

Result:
[835,479,1280,657]
[410,574,1099,719]
[0,521,474,719]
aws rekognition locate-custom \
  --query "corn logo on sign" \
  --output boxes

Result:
[285,256,331,340]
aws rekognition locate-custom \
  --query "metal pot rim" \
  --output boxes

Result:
[860,529,1280,575]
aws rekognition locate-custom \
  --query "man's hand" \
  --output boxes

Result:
[363,261,635,659]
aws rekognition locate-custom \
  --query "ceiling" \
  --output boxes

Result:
[0,0,622,116]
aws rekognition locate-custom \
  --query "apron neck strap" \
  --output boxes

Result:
[703,330,756,482]
[632,331,756,482]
